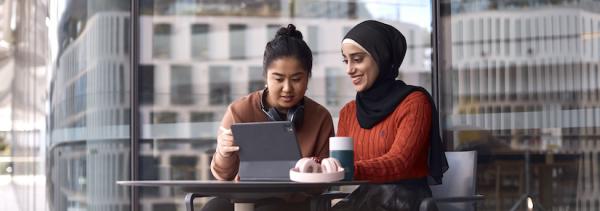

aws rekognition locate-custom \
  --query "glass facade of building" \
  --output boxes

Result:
[438,0,600,210]
[0,0,598,211]
[47,1,132,211]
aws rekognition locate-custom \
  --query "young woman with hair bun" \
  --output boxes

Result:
[202,24,334,211]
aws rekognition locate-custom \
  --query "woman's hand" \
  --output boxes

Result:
[216,126,239,157]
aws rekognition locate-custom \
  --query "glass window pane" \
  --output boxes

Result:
[45,1,132,211]
[140,65,155,104]
[209,66,231,105]
[153,23,172,59]
[267,24,281,40]
[439,1,600,210]
[137,1,433,210]
[170,65,193,105]
[307,25,319,54]
[191,24,210,60]
[229,24,246,60]
[248,66,263,93]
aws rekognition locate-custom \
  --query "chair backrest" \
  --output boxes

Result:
[429,151,477,211]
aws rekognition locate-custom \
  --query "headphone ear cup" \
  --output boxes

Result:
[287,104,304,128]
[267,108,282,121]
[295,158,321,173]
[321,158,340,173]
[261,89,283,121]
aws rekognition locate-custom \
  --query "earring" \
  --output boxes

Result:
[264,84,268,88]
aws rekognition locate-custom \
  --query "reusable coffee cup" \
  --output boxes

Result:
[329,137,354,181]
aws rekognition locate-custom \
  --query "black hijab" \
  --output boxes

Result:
[343,20,448,185]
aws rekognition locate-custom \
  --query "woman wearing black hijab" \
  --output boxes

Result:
[334,20,448,211]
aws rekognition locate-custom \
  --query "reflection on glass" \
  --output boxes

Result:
[248,66,264,93]
[138,0,433,210]
[209,66,232,105]
[47,1,131,211]
[171,65,193,105]
[140,65,156,104]
[325,67,343,106]
[439,1,600,210]
[229,24,247,60]
[191,24,210,60]
[153,23,172,59]
[267,24,281,40]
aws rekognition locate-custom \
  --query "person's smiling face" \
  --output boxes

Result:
[265,57,309,113]
[341,43,379,92]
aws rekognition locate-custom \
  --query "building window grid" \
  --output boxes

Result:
[40,5,600,211]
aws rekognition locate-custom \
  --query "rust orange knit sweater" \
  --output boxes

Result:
[337,91,432,183]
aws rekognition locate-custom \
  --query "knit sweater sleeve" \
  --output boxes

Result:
[354,93,432,182]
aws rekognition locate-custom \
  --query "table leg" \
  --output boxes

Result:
[234,203,254,211]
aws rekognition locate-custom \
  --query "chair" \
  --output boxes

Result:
[317,151,484,211]
[419,150,484,211]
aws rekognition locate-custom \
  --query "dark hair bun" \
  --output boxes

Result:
[276,24,303,40]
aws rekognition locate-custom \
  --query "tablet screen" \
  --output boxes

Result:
[231,121,302,162]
